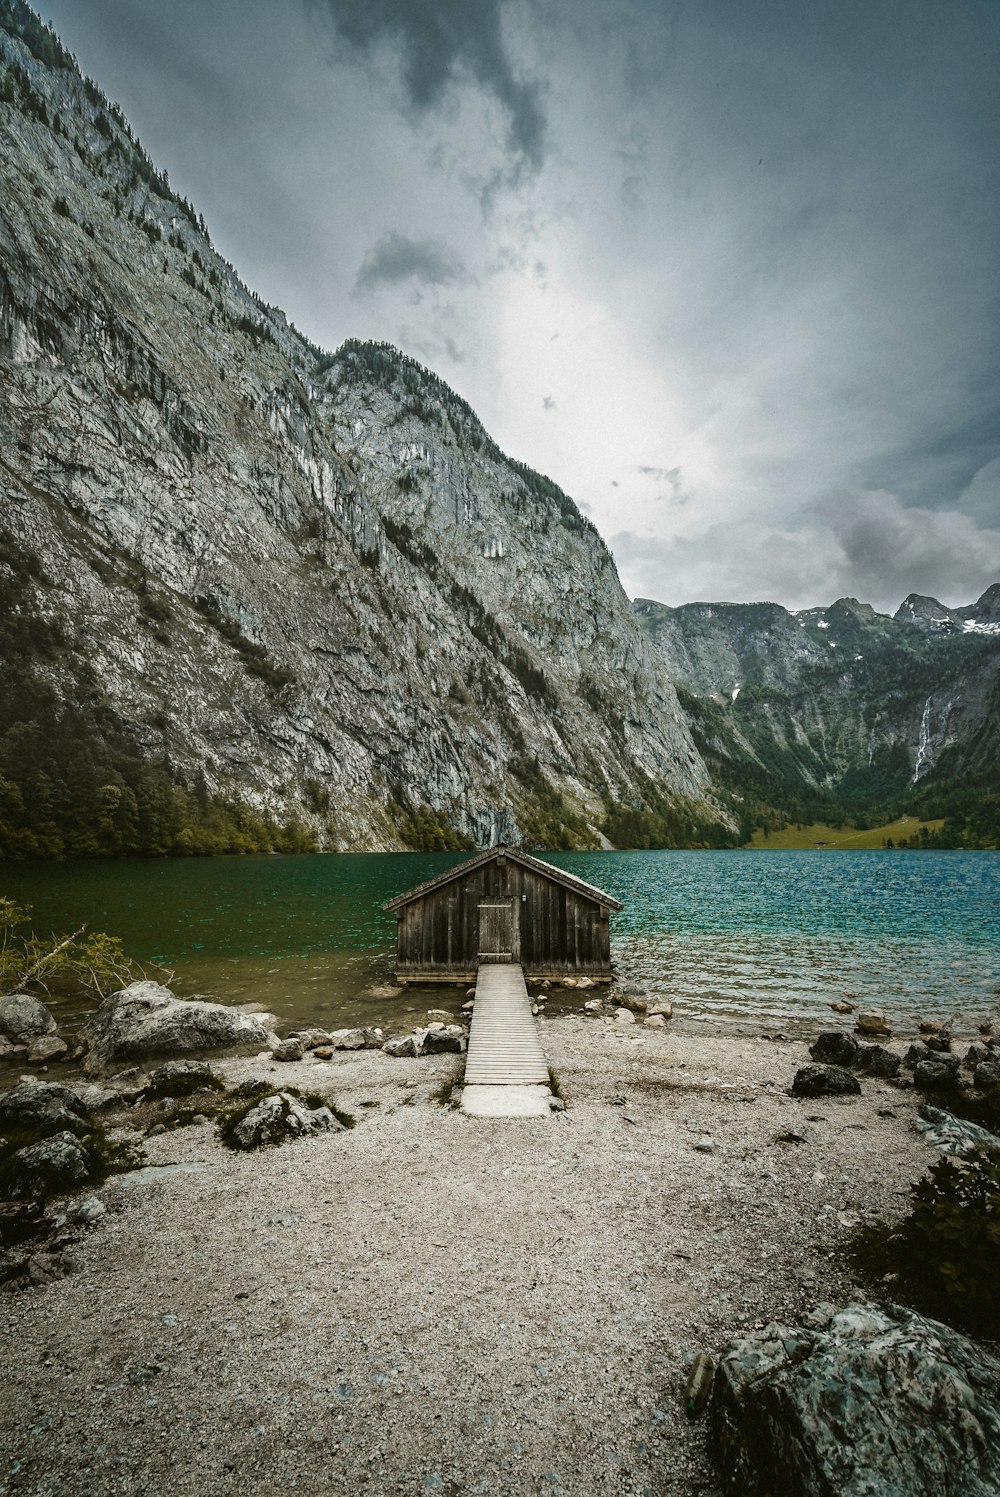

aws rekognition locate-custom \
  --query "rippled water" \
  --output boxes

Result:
[2,849,997,1037]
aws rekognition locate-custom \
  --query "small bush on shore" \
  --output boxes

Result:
[846,1146,1000,1337]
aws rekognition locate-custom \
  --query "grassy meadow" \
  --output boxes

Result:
[746,815,946,850]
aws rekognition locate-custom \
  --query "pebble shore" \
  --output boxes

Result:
[0,1017,934,1496]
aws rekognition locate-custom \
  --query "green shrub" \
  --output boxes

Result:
[906,1149,1000,1321]
[846,1146,1000,1336]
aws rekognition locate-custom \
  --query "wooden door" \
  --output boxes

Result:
[478,901,514,963]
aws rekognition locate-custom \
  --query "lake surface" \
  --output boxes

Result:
[2,850,998,1038]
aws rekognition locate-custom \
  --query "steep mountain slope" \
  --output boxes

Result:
[0,3,726,856]
[635,590,1000,818]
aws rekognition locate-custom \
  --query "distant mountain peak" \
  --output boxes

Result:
[894,594,962,632]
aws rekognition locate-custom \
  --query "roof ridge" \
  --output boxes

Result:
[383,845,623,912]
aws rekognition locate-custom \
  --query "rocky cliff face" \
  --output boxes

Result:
[635,590,1000,806]
[0,6,721,855]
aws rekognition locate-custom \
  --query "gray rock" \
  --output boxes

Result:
[854,1043,901,1078]
[0,993,57,1045]
[271,1039,304,1063]
[11,1132,90,1194]
[924,1020,955,1053]
[854,1010,891,1036]
[419,1028,464,1055]
[903,1042,933,1069]
[106,1068,150,1102]
[362,1027,385,1049]
[617,983,647,998]
[708,1302,1000,1497]
[916,1104,1000,1158]
[382,1036,418,1059]
[913,1056,961,1091]
[973,1061,1000,1092]
[297,1029,334,1049]
[614,1008,637,1025]
[964,1042,992,1071]
[71,1195,107,1224]
[329,1028,366,1051]
[226,1092,344,1150]
[808,1031,860,1068]
[0,1081,90,1135]
[791,1065,861,1098]
[614,990,648,1014]
[68,1083,121,1112]
[26,1034,69,1064]
[693,1135,718,1154]
[83,981,272,1072]
[647,998,673,1019]
[148,1059,217,1088]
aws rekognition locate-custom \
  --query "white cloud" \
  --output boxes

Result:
[612,489,1000,613]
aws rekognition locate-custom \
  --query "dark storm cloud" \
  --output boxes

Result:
[37,0,1000,610]
[611,487,1000,615]
[307,0,546,171]
[353,232,474,296]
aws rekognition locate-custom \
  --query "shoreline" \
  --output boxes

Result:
[0,1019,944,1496]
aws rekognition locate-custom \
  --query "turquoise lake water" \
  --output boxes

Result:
[1,850,997,1037]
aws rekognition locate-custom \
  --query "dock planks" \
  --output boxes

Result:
[463,963,549,1086]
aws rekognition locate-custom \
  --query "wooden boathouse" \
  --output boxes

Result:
[383,844,623,983]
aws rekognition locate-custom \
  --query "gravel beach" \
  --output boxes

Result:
[0,1016,935,1496]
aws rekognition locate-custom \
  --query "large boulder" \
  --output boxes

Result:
[791,1065,861,1098]
[10,1132,90,1195]
[0,1081,90,1136]
[708,1302,1000,1497]
[0,993,57,1045]
[808,1031,859,1068]
[915,1104,1000,1159]
[83,981,272,1072]
[224,1092,344,1150]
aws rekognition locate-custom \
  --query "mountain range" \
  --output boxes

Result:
[0,2,997,856]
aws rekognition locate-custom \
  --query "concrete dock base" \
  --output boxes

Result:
[461,1084,553,1118]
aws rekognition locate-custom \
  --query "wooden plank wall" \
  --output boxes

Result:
[395,858,612,976]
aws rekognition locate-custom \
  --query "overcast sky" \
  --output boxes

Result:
[40,0,1000,613]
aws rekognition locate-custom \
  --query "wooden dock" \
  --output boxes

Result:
[462,964,551,1115]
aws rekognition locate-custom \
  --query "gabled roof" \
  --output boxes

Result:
[383,845,624,913]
